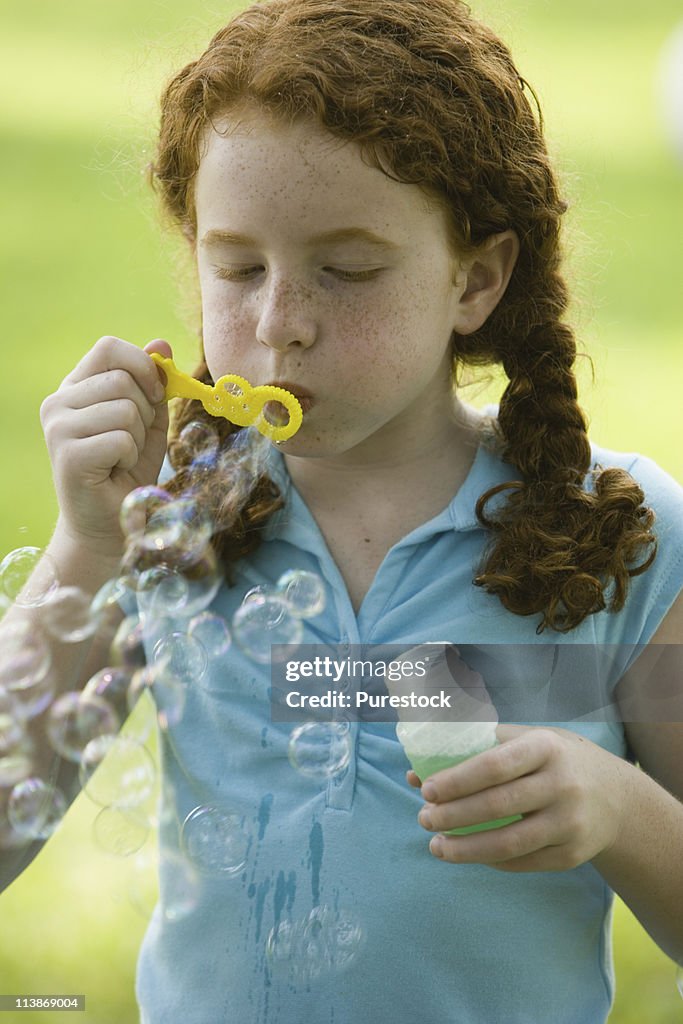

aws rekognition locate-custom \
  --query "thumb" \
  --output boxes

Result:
[144,338,173,358]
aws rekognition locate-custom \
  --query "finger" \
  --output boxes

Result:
[144,338,173,390]
[420,729,553,803]
[71,430,141,476]
[406,770,421,788]
[62,400,151,452]
[418,771,550,833]
[65,336,165,405]
[62,371,157,428]
[428,811,552,866]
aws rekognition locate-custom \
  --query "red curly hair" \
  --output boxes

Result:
[151,0,656,632]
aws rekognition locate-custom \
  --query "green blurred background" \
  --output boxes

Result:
[1,0,682,1021]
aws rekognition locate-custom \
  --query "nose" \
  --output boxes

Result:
[255,276,317,352]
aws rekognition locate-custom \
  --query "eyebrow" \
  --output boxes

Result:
[200,227,401,251]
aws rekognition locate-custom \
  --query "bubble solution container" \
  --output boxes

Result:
[398,722,522,835]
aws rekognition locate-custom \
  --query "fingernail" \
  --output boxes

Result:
[153,382,165,403]
[430,836,444,858]
[418,810,433,830]
[421,782,437,802]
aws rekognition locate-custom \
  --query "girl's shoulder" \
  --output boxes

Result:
[588,441,683,526]
[587,442,683,646]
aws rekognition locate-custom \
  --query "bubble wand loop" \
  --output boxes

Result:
[150,354,303,442]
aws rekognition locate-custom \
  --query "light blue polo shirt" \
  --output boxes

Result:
[136,437,683,1024]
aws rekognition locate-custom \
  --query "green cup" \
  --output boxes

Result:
[408,744,522,836]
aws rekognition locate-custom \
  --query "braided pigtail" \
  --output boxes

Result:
[470,273,656,633]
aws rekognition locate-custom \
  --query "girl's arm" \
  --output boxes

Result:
[413,594,683,964]
[592,594,683,963]
[0,337,169,890]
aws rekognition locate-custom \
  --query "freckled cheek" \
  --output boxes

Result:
[202,301,255,369]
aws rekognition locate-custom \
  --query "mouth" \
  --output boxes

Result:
[264,381,315,415]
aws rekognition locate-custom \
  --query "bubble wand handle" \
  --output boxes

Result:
[150,354,303,442]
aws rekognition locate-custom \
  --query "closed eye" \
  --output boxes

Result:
[212,265,264,281]
[323,267,383,281]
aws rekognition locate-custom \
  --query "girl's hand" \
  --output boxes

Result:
[40,336,171,558]
[409,725,630,872]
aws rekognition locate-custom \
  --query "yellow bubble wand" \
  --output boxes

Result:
[151,354,303,442]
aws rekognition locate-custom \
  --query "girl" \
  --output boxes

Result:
[2,1,682,1021]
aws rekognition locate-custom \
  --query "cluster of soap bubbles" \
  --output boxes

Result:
[266,905,365,984]
[287,721,352,780]
[0,419,361,968]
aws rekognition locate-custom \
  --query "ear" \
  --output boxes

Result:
[452,230,519,335]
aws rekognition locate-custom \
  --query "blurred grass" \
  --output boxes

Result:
[0,0,682,1021]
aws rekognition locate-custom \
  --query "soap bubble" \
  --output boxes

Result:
[126,666,155,714]
[8,777,68,840]
[110,615,146,669]
[137,659,187,731]
[79,734,156,809]
[0,547,59,606]
[91,576,132,628]
[160,849,201,922]
[93,805,149,857]
[178,419,220,460]
[266,906,364,983]
[83,666,134,713]
[277,570,326,619]
[0,621,54,719]
[0,689,24,755]
[188,612,231,658]
[677,963,683,999]
[242,584,282,613]
[127,496,213,568]
[153,632,207,684]
[137,566,189,619]
[119,485,173,541]
[46,692,120,762]
[42,586,98,643]
[233,594,303,663]
[180,805,248,876]
[0,754,33,789]
[288,722,352,781]
[173,547,223,617]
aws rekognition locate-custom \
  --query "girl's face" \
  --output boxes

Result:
[194,107,470,460]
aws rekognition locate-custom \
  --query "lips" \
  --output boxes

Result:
[265,381,315,414]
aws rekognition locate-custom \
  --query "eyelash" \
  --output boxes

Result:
[212,266,381,283]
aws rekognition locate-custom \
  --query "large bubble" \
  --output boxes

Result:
[93,805,149,857]
[153,632,208,685]
[137,566,190,620]
[188,612,231,658]
[0,547,59,606]
[46,692,120,762]
[266,905,365,983]
[277,570,326,619]
[43,586,98,643]
[8,777,68,840]
[79,734,156,810]
[0,621,54,719]
[180,805,249,876]
[287,722,352,781]
[232,594,303,663]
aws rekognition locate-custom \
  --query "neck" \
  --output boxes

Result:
[284,395,484,514]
